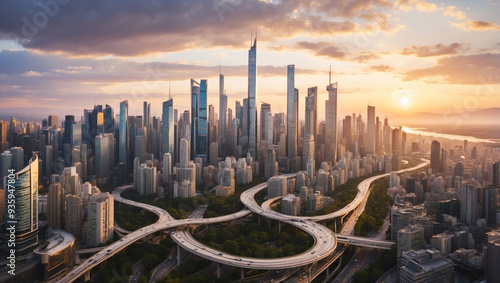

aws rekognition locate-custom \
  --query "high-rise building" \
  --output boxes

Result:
[303,87,317,169]
[430,140,441,174]
[260,102,272,146]
[163,152,171,184]
[48,115,59,128]
[119,100,128,168]
[47,183,62,229]
[134,160,157,196]
[95,133,114,180]
[366,106,375,155]
[162,99,174,160]
[177,138,196,198]
[219,74,227,158]
[493,161,500,188]
[459,183,477,225]
[400,249,454,283]
[286,65,298,164]
[65,194,82,238]
[265,147,278,179]
[247,37,257,159]
[282,194,301,216]
[8,154,39,253]
[325,70,338,165]
[486,239,500,282]
[397,224,425,267]
[483,184,497,225]
[268,176,287,198]
[86,192,114,247]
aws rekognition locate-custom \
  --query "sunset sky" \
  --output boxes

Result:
[0,0,499,122]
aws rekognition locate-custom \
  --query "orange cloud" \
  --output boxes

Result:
[416,1,437,12]
[452,20,500,31]
[443,6,467,20]
[400,43,467,57]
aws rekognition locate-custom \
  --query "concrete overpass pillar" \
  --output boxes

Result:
[217,263,221,278]
[278,221,281,234]
[241,268,244,279]
[326,266,330,277]
[84,270,90,281]
[177,245,181,266]
[334,220,337,233]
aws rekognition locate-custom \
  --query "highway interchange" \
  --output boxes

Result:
[57,159,429,282]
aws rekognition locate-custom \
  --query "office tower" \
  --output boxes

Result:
[483,184,498,225]
[162,99,174,160]
[177,138,196,197]
[383,117,391,154]
[282,194,301,216]
[134,160,157,196]
[366,106,375,155]
[286,65,298,161]
[242,98,248,137]
[268,176,287,198]
[103,104,114,134]
[163,152,171,184]
[65,194,82,238]
[306,191,324,213]
[219,74,227,158]
[430,140,441,174]
[208,104,216,145]
[0,150,12,189]
[375,117,382,154]
[325,70,338,165]
[248,37,257,159]
[209,142,218,166]
[119,100,128,168]
[47,183,62,229]
[8,154,38,253]
[397,224,425,267]
[95,133,114,180]
[0,120,8,152]
[316,169,334,195]
[10,146,24,172]
[216,167,235,197]
[493,161,500,188]
[391,207,418,240]
[265,147,278,179]
[459,183,477,225]
[60,166,81,196]
[260,102,272,145]
[190,79,208,160]
[343,115,353,151]
[303,87,317,169]
[391,127,401,155]
[135,127,146,163]
[86,192,114,247]
[430,233,454,254]
[399,249,454,283]
[63,115,75,146]
[143,101,150,128]
[48,115,59,128]
[486,239,500,282]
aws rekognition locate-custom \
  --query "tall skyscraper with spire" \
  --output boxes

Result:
[162,99,174,161]
[287,65,298,164]
[219,73,227,158]
[247,37,257,158]
[325,67,338,165]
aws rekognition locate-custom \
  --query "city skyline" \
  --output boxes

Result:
[0,0,499,121]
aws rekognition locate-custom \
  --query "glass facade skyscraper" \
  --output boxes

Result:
[119,100,128,168]
[191,79,199,159]
[219,74,227,158]
[325,77,338,165]
[247,38,257,158]
[287,65,298,160]
[9,154,39,253]
[162,99,174,160]
[198,80,208,160]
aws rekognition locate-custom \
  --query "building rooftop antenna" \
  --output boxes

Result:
[329,65,332,85]
[169,78,171,100]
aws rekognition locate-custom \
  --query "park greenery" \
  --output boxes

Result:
[354,178,389,236]
[120,175,267,220]
[195,217,313,258]
[352,244,397,283]
[97,237,175,283]
[114,203,158,231]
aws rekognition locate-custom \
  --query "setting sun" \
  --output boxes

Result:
[400,97,410,105]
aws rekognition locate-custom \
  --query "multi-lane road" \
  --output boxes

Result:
[58,159,429,282]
